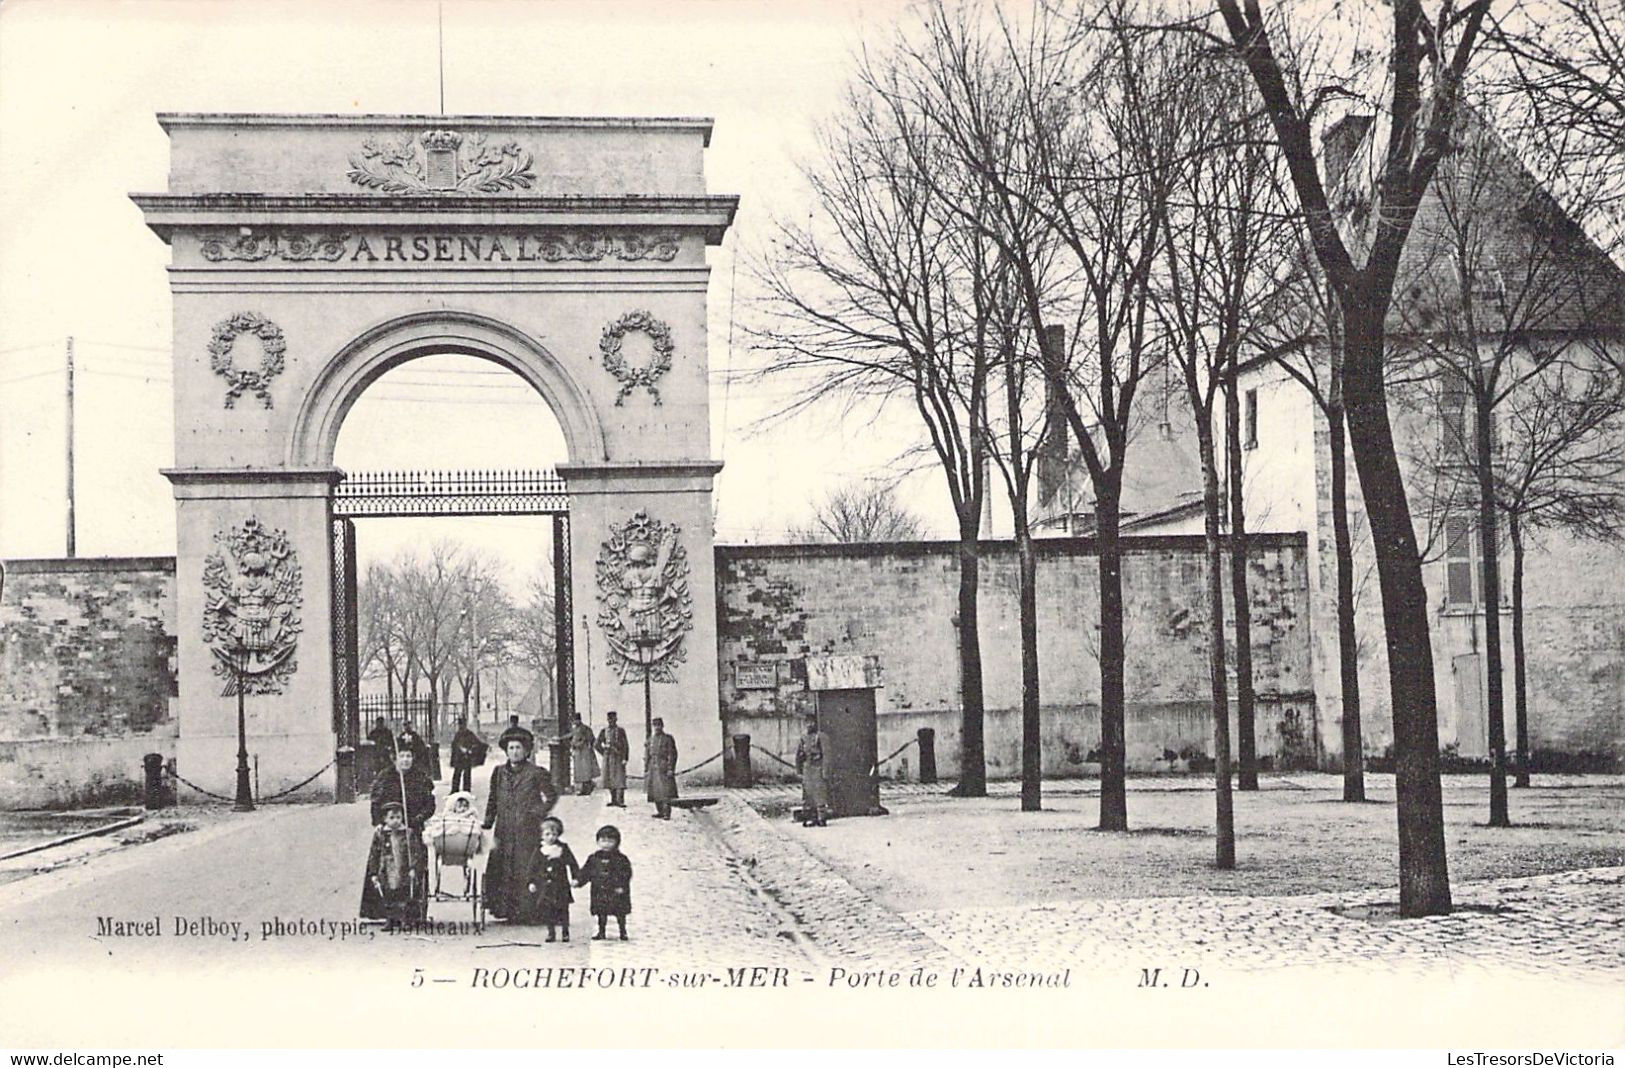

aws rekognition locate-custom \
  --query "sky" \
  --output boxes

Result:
[0,0,977,586]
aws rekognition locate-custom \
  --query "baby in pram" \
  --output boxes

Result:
[424,791,484,873]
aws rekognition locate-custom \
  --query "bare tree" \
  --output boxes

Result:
[449,559,514,721]
[1496,366,1625,785]
[1387,102,1625,826]
[749,65,997,795]
[1490,0,1625,230]
[873,4,1066,813]
[1256,232,1373,802]
[887,0,1185,829]
[790,481,927,543]
[398,541,473,736]
[1209,0,1514,916]
[509,573,559,723]
[1154,39,1299,862]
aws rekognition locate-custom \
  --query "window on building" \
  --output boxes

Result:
[1439,377,1470,458]
[1443,514,1478,607]
[1244,388,1258,449]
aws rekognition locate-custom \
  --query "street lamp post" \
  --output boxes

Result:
[232,643,254,812]
[632,633,659,743]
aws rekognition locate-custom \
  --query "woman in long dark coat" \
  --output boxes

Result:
[481,726,558,922]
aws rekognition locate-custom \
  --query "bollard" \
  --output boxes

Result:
[917,728,937,784]
[142,752,168,810]
[334,746,356,804]
[727,733,753,788]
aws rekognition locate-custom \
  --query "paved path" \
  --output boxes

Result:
[3,770,1620,1047]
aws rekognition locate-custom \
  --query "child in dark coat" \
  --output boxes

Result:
[526,815,580,942]
[359,801,428,926]
[576,824,633,940]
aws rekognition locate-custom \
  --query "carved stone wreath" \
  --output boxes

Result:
[208,313,286,409]
[599,311,675,406]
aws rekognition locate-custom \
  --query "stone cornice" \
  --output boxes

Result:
[557,460,724,493]
[163,466,345,500]
[157,112,716,146]
[132,194,739,244]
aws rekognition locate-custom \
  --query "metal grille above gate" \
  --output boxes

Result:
[333,469,569,518]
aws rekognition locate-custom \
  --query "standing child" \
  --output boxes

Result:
[526,815,580,942]
[576,824,634,940]
[359,801,428,925]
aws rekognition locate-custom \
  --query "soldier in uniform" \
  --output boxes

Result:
[645,718,678,820]
[596,711,630,807]
[796,713,830,827]
[564,714,599,795]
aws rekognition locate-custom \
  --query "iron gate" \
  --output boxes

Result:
[328,470,573,803]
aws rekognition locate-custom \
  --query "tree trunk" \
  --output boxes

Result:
[1199,428,1236,868]
[1017,519,1041,812]
[1010,336,1041,813]
[1342,305,1451,916]
[1510,515,1530,788]
[1476,396,1510,827]
[1096,479,1129,831]
[1225,375,1258,790]
[953,520,988,798]
[1329,397,1366,802]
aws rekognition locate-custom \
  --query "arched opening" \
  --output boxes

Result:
[291,310,607,469]
[324,329,584,796]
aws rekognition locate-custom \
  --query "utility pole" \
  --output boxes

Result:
[65,336,75,557]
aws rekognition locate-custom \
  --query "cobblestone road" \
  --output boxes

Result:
[724,778,1624,982]
[904,866,1625,980]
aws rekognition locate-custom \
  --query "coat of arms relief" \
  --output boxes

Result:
[202,517,303,695]
[595,511,694,683]
[347,129,535,194]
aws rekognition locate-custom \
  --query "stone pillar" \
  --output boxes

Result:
[560,461,724,784]
[164,468,340,800]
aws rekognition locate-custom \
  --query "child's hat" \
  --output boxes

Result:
[380,801,405,815]
[596,824,621,843]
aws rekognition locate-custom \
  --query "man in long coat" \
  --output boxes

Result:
[565,714,598,795]
[448,716,484,794]
[596,711,630,807]
[364,717,396,788]
[795,714,830,827]
[646,717,678,819]
[481,725,558,922]
[368,748,435,832]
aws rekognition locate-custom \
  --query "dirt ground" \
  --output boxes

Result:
[770,776,1624,912]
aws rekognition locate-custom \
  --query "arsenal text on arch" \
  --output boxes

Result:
[197,230,682,265]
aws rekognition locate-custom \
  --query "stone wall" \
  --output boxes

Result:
[715,534,1317,782]
[0,558,177,807]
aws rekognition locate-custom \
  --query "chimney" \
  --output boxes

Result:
[1321,114,1374,188]
[1037,323,1070,509]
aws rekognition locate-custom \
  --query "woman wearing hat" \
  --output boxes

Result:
[481,724,559,923]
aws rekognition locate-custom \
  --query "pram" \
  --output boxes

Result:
[424,791,485,924]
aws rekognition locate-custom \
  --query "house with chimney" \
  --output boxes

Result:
[1035,109,1625,772]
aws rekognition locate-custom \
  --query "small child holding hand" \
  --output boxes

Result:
[526,815,580,942]
[576,824,633,941]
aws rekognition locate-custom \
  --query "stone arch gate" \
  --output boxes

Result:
[134,113,736,798]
